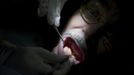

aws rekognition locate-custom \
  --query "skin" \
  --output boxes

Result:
[63,10,101,39]
[53,10,102,64]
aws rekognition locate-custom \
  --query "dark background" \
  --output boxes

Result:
[0,0,132,74]
[0,0,58,49]
[0,0,85,50]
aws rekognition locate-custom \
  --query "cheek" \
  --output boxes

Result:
[53,40,64,55]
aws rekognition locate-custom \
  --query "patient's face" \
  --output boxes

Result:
[53,11,89,65]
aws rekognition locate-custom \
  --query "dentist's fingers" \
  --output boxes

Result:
[25,47,67,65]
[52,61,72,75]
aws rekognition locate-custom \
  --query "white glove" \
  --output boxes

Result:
[38,0,67,27]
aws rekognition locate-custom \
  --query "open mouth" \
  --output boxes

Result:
[63,37,85,63]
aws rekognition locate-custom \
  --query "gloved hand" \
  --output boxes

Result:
[1,41,72,75]
[38,0,67,27]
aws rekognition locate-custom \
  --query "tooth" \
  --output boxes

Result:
[63,46,72,55]
[69,55,80,65]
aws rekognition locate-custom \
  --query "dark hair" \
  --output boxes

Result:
[80,0,119,26]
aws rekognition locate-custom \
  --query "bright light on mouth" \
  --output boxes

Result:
[53,29,87,65]
[63,37,85,64]
[53,12,88,65]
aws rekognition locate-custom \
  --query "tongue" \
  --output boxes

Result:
[64,37,85,62]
